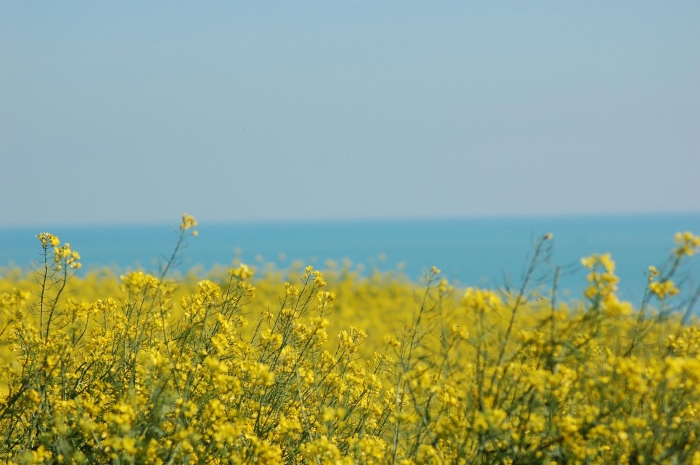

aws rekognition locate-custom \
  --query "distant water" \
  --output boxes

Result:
[2,214,700,304]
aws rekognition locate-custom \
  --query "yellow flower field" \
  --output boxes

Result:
[1,215,700,464]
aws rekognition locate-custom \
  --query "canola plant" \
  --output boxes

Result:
[1,215,700,464]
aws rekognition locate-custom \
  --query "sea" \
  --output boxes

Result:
[2,214,700,305]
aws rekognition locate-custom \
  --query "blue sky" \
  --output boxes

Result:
[1,1,699,226]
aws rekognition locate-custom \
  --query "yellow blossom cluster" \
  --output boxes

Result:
[180,213,199,236]
[674,231,700,257]
[36,233,81,270]
[0,221,699,464]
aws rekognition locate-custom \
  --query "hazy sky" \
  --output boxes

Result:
[1,1,698,227]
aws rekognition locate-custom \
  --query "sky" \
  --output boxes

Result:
[1,1,699,227]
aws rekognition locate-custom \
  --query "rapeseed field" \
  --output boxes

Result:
[1,215,700,464]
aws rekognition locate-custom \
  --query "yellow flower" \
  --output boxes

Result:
[314,274,327,288]
[53,243,82,269]
[463,288,503,312]
[197,279,221,302]
[648,265,659,280]
[180,213,198,235]
[37,232,60,249]
[649,280,679,299]
[599,253,615,273]
[674,231,700,257]
[285,282,300,296]
[581,253,615,273]
[230,263,254,279]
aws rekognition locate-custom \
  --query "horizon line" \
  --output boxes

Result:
[3,210,700,230]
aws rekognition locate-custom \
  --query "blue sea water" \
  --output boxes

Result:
[2,214,700,304]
